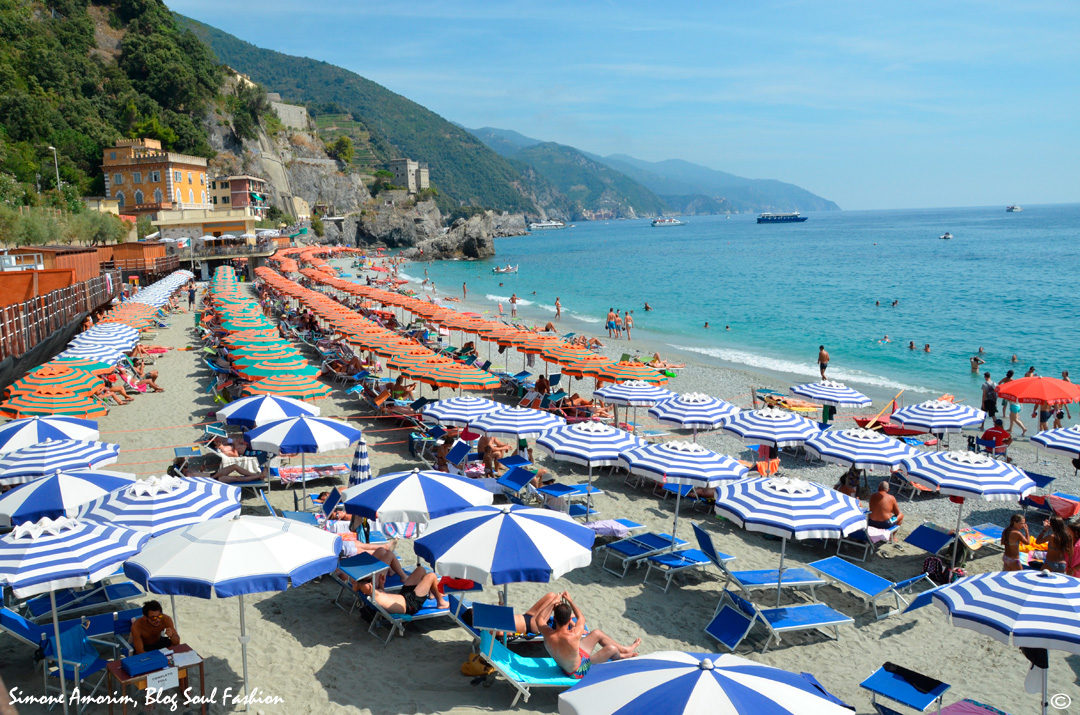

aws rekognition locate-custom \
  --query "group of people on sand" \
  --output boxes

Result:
[980,368,1073,437]
[1001,513,1080,575]
[605,308,634,340]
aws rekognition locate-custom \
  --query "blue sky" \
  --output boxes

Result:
[170,0,1079,210]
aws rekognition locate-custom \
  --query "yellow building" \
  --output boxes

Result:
[101,138,211,216]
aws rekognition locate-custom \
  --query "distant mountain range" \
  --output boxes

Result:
[468,127,840,215]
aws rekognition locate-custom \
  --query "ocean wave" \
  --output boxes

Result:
[667,344,928,392]
[485,294,534,306]
[571,313,602,324]
[537,304,557,313]
[397,271,420,283]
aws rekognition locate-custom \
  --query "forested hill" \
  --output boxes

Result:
[176,14,545,214]
[0,0,222,198]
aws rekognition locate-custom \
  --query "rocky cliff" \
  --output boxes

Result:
[402,212,504,261]
[323,200,441,248]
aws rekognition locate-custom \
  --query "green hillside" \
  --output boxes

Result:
[177,14,543,214]
[0,0,222,200]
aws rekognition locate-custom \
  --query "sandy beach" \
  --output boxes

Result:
[3,266,1078,715]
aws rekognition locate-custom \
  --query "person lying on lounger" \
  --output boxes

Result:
[358,566,448,615]
[536,591,640,679]
[460,592,564,636]
[478,435,514,461]
[646,353,684,370]
[339,539,410,582]
[558,394,613,420]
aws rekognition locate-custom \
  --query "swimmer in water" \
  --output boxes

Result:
[924,344,931,353]
[704,322,709,329]
[644,302,652,311]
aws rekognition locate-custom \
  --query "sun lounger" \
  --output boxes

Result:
[706,589,853,653]
[860,663,950,714]
[940,700,1012,715]
[642,548,717,592]
[717,562,825,599]
[330,553,391,615]
[497,466,537,504]
[1,606,140,657]
[357,587,450,645]
[476,630,579,707]
[808,556,934,619]
[22,579,143,620]
[904,523,954,557]
[598,531,686,578]
[836,524,899,561]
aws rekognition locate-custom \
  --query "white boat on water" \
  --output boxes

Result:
[492,265,518,274]
[1006,205,1022,212]
[528,220,566,231]
[651,217,685,227]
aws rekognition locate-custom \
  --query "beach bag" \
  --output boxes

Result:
[461,653,494,678]
[922,555,949,585]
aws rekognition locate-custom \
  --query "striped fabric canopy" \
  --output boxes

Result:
[535,421,645,468]
[56,344,127,364]
[422,396,501,427]
[714,476,866,540]
[558,651,853,715]
[1032,425,1080,457]
[78,475,242,536]
[348,436,370,487]
[0,439,120,486]
[931,570,1080,653]
[0,469,135,526]
[721,407,820,448]
[217,394,321,428]
[900,450,1035,500]
[789,380,872,407]
[648,393,740,431]
[6,366,104,397]
[470,406,566,440]
[0,388,110,420]
[245,416,363,455]
[342,468,493,522]
[69,323,140,348]
[0,516,149,598]
[619,441,748,486]
[414,504,594,585]
[805,427,916,471]
[241,374,333,399]
[0,416,99,455]
[595,380,676,406]
[594,361,669,386]
[890,399,985,433]
[409,362,500,391]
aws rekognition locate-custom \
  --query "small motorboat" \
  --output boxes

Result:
[492,265,518,274]
[939,232,953,240]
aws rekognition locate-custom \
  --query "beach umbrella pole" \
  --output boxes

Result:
[950,501,965,572]
[238,594,251,712]
[301,452,308,504]
[50,590,69,715]
[776,538,787,608]
[170,594,179,629]
[671,484,682,544]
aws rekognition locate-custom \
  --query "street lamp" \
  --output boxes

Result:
[46,146,60,190]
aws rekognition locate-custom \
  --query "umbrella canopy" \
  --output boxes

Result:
[0,439,120,486]
[594,361,669,385]
[535,421,645,468]
[422,396,501,427]
[55,345,127,363]
[648,393,740,431]
[6,366,104,397]
[890,400,985,433]
[789,380,871,407]
[562,354,617,379]
[246,416,363,455]
[714,476,866,541]
[996,377,1080,406]
[0,469,135,526]
[236,358,320,380]
[541,343,594,366]
[241,374,333,399]
[342,468,493,522]
[47,358,115,375]
[0,388,109,420]
[804,427,916,471]
[470,406,567,440]
[721,407,820,448]
[414,504,594,585]
[410,362,501,391]
[217,394,321,428]
[595,380,676,406]
[558,651,853,715]
[69,323,140,351]
[0,416,99,454]
[619,441,748,486]
[79,475,242,536]
[900,450,1036,501]
[1032,425,1080,457]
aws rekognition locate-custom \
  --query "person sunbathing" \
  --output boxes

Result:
[130,343,150,359]
[478,435,514,461]
[460,592,563,636]
[358,566,448,615]
[559,394,612,420]
[536,591,640,679]
[459,341,477,357]
[392,374,416,400]
[340,540,410,582]
[534,374,550,395]
[646,352,684,369]
[130,359,164,392]
[101,371,134,404]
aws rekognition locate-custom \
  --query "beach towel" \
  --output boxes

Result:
[584,520,631,538]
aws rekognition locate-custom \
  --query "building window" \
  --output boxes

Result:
[133,172,142,184]
[115,191,125,208]
[174,171,181,182]
[187,172,192,183]
[199,174,205,185]
[175,189,181,203]
[188,189,194,204]
[222,196,230,204]
[134,190,144,205]
[212,196,217,204]
[154,189,163,203]
[201,191,206,204]
[113,173,123,185]
[151,171,161,182]
[109,152,116,160]
[209,180,215,190]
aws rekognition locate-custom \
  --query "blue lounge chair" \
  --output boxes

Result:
[42,625,110,712]
[642,548,716,592]
[706,589,853,653]
[598,531,686,578]
[497,466,537,504]
[1,607,138,657]
[860,663,950,713]
[330,553,391,615]
[808,556,934,619]
[477,630,579,707]
[693,525,824,598]
[22,579,143,620]
[357,587,450,645]
[904,523,954,557]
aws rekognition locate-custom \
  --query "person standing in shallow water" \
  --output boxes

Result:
[818,345,830,380]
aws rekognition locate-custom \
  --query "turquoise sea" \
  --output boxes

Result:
[402,205,1080,400]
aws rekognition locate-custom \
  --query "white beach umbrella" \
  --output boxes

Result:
[804,427,916,472]
[789,380,872,407]
[721,407,820,448]
[648,393,740,441]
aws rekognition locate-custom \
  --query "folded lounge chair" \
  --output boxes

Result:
[598,531,686,578]
[1,606,139,658]
[476,630,579,707]
[860,663,950,714]
[706,588,853,654]
[808,556,934,619]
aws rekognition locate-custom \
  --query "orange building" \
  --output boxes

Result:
[101,138,211,216]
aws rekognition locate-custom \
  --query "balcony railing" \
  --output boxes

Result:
[100,255,180,274]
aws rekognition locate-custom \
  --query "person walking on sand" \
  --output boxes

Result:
[818,345,830,380]
[624,311,633,341]
[510,293,518,318]
[555,297,562,320]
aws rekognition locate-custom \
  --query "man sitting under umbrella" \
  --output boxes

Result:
[868,481,904,529]
[536,591,640,679]
[131,600,180,653]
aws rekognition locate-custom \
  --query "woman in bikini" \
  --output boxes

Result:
[1001,513,1029,571]
[1036,516,1073,573]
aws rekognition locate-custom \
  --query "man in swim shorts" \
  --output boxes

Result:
[537,591,640,678]
[606,308,616,338]
[867,481,903,529]
[818,345,830,380]
[360,566,448,616]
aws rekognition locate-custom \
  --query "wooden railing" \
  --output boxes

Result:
[101,255,179,274]
[0,270,122,359]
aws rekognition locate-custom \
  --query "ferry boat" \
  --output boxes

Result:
[651,217,685,227]
[528,220,566,231]
[1006,205,1022,212]
[756,212,807,224]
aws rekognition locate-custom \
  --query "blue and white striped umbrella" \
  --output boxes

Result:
[789,380,871,407]
[216,394,320,428]
[124,515,340,706]
[348,436,371,487]
[0,439,120,486]
[56,344,126,364]
[470,406,566,440]
[343,468,493,522]
[0,416,100,455]
[558,651,853,715]
[595,380,676,406]
[246,416,364,501]
[414,504,594,585]
[804,427,916,471]
[69,323,140,351]
[890,399,985,433]
[715,476,865,605]
[78,475,241,536]
[422,396,501,426]
[648,393,740,433]
[721,407,820,448]
[535,421,645,468]
[0,469,135,526]
[1032,425,1080,457]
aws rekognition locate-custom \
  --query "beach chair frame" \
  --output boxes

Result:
[597,531,687,578]
[476,630,579,707]
[808,556,934,619]
[707,589,853,653]
[641,548,713,592]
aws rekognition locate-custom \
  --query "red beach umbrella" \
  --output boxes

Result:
[996,377,1080,405]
